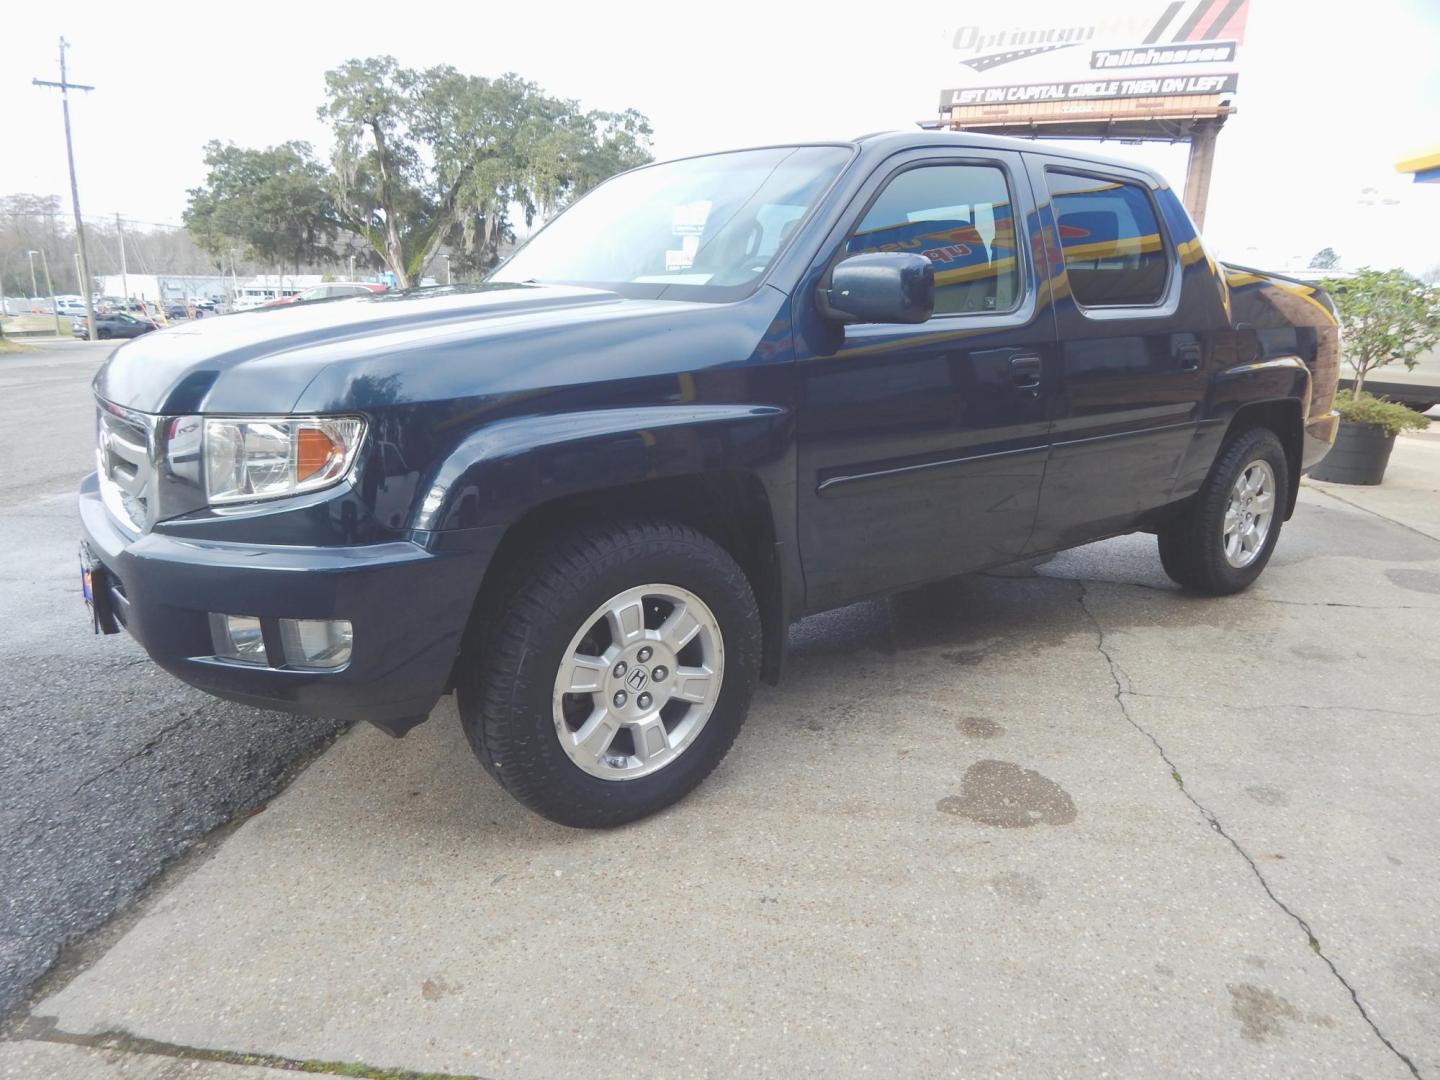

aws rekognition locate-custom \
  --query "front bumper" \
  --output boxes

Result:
[79,473,501,731]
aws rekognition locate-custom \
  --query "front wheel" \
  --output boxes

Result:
[457,518,760,827]
[1158,426,1289,595]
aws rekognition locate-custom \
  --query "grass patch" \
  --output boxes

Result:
[297,1061,467,1079]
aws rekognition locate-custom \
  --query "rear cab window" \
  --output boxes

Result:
[845,163,1022,316]
[1045,170,1171,309]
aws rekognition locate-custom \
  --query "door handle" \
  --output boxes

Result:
[1176,343,1203,371]
[1008,354,1043,390]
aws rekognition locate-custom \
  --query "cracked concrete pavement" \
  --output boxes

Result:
[5,383,1438,1076]
[1078,582,1423,1077]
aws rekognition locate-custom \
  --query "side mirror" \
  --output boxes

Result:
[820,252,934,325]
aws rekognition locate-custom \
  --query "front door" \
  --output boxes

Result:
[793,150,1059,613]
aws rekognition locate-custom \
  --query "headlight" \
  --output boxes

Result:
[203,416,365,504]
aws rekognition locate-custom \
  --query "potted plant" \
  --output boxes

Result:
[1310,390,1429,484]
[1310,268,1439,485]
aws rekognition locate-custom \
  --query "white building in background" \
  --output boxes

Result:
[98,274,232,305]
[97,273,325,309]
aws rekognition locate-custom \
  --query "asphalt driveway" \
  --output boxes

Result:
[0,341,346,1019]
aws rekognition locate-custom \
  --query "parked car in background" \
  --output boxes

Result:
[97,298,148,314]
[74,312,157,340]
[77,132,1340,827]
[55,296,87,316]
[163,301,190,320]
[265,282,388,307]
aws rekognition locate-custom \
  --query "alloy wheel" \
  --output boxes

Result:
[1222,459,1276,568]
[551,584,724,781]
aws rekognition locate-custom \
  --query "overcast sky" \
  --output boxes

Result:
[4,0,1437,273]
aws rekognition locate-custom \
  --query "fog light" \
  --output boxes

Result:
[278,618,352,670]
[209,613,267,664]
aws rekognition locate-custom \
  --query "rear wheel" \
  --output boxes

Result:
[1158,426,1289,595]
[457,518,760,827]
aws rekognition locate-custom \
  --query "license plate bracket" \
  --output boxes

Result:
[80,543,121,635]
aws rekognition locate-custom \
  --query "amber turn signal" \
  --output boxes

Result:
[296,426,340,481]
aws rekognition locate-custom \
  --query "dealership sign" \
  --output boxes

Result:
[940,0,1249,115]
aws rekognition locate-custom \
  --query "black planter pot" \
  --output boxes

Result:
[1309,420,1396,485]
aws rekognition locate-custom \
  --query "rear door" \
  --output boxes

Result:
[794,148,1059,612]
[1023,157,1207,552]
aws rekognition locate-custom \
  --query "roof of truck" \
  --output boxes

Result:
[648,130,1168,188]
[847,129,1165,180]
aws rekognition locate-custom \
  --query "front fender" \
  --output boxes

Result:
[412,404,795,532]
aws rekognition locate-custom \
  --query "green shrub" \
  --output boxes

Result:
[1334,390,1431,437]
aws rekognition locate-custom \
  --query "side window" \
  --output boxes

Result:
[1046,171,1170,308]
[846,164,1021,316]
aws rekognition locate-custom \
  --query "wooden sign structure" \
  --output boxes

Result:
[931,0,1251,229]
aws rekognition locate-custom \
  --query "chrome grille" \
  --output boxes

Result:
[97,402,156,533]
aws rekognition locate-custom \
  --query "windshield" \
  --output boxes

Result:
[490,145,852,301]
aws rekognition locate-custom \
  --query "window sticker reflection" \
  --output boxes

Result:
[1046,173,1169,307]
[843,165,1021,316]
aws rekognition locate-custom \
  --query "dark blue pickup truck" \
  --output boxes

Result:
[79,132,1340,826]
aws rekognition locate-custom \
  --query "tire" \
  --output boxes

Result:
[1158,426,1289,595]
[457,518,760,828]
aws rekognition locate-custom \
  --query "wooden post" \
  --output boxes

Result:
[1183,118,1222,232]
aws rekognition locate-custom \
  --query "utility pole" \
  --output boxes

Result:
[40,250,61,338]
[34,38,97,341]
[116,213,128,303]
[27,251,41,308]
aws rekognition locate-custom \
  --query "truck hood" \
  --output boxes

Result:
[92,283,774,415]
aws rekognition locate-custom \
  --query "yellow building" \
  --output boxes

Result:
[1396,147,1440,184]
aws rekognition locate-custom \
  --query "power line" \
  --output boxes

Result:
[2,210,189,231]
